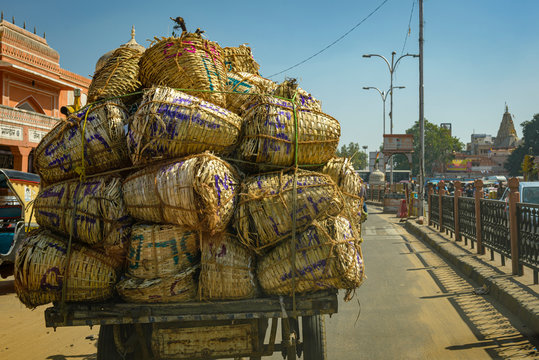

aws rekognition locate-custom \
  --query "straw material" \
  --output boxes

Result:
[34,176,132,268]
[235,169,343,252]
[223,45,260,75]
[34,100,131,184]
[123,153,240,233]
[128,87,242,165]
[14,230,117,308]
[199,233,256,300]
[321,157,366,226]
[273,79,322,112]
[116,265,198,303]
[138,34,227,107]
[225,72,277,115]
[239,95,340,167]
[87,47,144,103]
[257,216,365,296]
[127,224,200,279]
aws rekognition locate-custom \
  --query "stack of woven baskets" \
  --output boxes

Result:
[14,23,367,309]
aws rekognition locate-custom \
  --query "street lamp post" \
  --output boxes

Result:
[363,51,419,185]
[362,145,368,170]
[362,86,405,136]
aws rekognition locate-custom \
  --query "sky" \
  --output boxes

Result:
[3,0,539,156]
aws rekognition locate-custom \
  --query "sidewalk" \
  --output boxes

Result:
[401,215,539,336]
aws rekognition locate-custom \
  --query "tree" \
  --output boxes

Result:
[403,119,464,176]
[335,142,368,170]
[505,113,539,176]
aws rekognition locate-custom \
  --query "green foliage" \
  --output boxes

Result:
[335,142,368,170]
[404,119,464,176]
[505,113,539,176]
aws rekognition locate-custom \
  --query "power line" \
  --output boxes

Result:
[267,0,391,79]
[400,0,416,55]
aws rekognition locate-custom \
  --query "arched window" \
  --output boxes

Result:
[15,97,45,114]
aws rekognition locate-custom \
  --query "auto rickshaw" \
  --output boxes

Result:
[0,169,40,278]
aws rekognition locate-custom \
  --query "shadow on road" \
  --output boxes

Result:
[46,355,96,360]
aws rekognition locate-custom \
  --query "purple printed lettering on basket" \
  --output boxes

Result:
[48,154,73,173]
[199,101,229,117]
[169,278,190,296]
[163,42,180,59]
[39,186,65,202]
[40,267,62,291]
[38,210,61,227]
[214,174,234,206]
[45,139,66,156]
[45,241,67,254]
[280,259,326,282]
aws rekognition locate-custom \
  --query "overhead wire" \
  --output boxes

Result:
[267,0,391,79]
[400,0,416,55]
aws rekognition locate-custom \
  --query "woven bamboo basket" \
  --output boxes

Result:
[321,157,366,226]
[273,79,322,112]
[116,265,198,303]
[223,45,260,75]
[199,233,256,300]
[128,87,242,165]
[239,95,340,168]
[138,34,227,107]
[235,169,343,252]
[14,230,117,308]
[34,176,132,268]
[127,224,200,279]
[123,153,240,233]
[257,216,365,296]
[34,100,131,184]
[225,72,277,115]
[87,47,144,103]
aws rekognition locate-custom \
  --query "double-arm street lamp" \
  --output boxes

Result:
[362,52,419,135]
[362,86,405,136]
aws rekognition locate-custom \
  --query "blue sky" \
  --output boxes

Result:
[3,1,539,155]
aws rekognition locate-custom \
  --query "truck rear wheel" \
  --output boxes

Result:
[301,315,327,360]
[97,324,148,360]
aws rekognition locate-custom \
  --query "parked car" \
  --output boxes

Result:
[500,181,539,204]
[0,169,40,278]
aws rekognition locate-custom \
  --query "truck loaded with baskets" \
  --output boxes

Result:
[14,18,367,359]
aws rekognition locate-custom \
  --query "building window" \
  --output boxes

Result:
[16,101,38,112]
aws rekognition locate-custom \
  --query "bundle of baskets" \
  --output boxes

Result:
[15,19,367,309]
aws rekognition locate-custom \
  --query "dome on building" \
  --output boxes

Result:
[369,168,385,186]
[94,25,145,73]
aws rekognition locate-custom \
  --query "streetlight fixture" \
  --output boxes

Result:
[362,86,405,136]
[363,51,419,185]
[362,52,419,134]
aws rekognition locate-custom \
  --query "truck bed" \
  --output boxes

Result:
[45,290,338,328]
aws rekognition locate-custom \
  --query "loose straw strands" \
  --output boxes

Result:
[14,230,117,308]
[199,233,256,300]
[123,153,240,234]
[257,216,365,296]
[321,157,366,226]
[139,34,227,107]
[127,224,200,279]
[225,72,277,115]
[235,169,343,253]
[88,47,144,103]
[223,45,260,75]
[273,79,322,112]
[33,176,132,268]
[239,95,340,168]
[34,100,131,184]
[116,265,199,303]
[128,87,242,165]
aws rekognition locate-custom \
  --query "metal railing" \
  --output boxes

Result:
[427,179,538,284]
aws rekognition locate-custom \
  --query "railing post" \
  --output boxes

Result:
[438,180,445,232]
[454,181,461,241]
[428,183,433,225]
[377,185,381,202]
[508,177,521,275]
[474,179,485,254]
